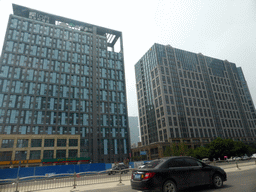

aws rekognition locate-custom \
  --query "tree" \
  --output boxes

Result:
[193,146,210,159]
[233,141,248,156]
[207,138,249,160]
[246,143,256,156]
[163,138,254,161]
[188,148,195,157]
[163,145,172,157]
[178,142,189,156]
[163,143,190,157]
[207,138,230,159]
[170,143,180,156]
[223,138,236,157]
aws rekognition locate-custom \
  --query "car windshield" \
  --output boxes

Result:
[143,160,162,168]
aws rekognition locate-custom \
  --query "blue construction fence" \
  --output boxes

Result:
[0,161,150,180]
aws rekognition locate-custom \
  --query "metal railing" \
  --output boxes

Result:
[0,168,131,192]
[210,159,256,169]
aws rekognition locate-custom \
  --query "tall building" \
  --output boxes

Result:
[128,116,140,148]
[135,43,256,147]
[0,4,130,164]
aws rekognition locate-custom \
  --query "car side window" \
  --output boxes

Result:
[196,161,203,167]
[184,158,199,166]
[168,158,186,168]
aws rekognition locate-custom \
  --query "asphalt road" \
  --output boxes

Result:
[83,168,256,192]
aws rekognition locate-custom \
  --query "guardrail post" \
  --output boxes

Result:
[119,169,122,183]
[236,161,240,169]
[117,169,124,186]
[15,177,19,192]
[73,172,77,189]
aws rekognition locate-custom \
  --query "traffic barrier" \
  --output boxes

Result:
[0,163,106,180]
[0,168,132,192]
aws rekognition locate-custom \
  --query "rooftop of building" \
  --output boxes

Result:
[12,4,121,48]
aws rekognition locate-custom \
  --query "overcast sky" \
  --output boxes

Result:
[0,0,256,117]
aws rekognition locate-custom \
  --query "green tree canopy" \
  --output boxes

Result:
[163,143,190,157]
[207,138,249,159]
[193,146,210,160]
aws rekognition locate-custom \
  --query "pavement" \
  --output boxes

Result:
[35,162,256,192]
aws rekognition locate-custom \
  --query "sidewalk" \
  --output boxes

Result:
[36,163,256,192]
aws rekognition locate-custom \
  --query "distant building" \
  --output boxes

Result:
[129,116,140,148]
[135,43,256,148]
[0,4,130,165]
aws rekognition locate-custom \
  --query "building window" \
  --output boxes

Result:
[69,149,78,158]
[168,117,172,126]
[30,150,41,160]
[190,128,194,137]
[170,128,174,138]
[56,150,66,158]
[0,151,12,161]
[16,139,28,148]
[1,139,14,148]
[31,139,42,147]
[80,148,88,158]
[173,117,177,126]
[57,139,66,147]
[195,129,199,138]
[199,129,204,137]
[208,129,212,137]
[69,139,78,147]
[44,139,54,147]
[175,128,180,138]
[15,151,27,160]
[43,150,54,159]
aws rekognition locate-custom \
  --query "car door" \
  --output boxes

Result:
[198,161,212,185]
[167,158,191,190]
[184,158,211,186]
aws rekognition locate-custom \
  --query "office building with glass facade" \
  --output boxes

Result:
[0,4,130,163]
[135,43,256,147]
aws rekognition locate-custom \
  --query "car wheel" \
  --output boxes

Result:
[163,180,177,192]
[212,174,223,188]
[112,171,116,175]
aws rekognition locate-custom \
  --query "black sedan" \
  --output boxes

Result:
[131,156,227,192]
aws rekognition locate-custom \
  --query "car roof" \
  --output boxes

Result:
[152,156,196,163]
[159,156,195,160]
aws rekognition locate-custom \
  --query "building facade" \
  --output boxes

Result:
[135,43,256,147]
[0,4,130,164]
[0,134,87,168]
